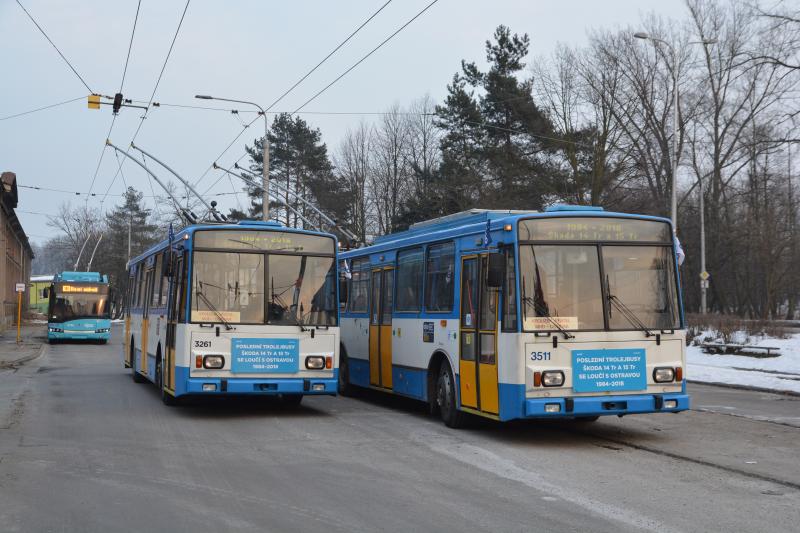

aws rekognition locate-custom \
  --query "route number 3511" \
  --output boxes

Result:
[530,351,552,361]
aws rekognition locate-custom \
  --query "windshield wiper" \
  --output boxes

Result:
[271,283,308,332]
[521,277,574,339]
[196,281,233,330]
[606,276,654,337]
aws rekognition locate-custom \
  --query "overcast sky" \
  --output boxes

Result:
[1,0,687,244]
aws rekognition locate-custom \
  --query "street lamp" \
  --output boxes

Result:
[195,95,270,221]
[633,33,717,234]
[635,32,717,315]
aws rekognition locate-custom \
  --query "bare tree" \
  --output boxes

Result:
[371,103,411,234]
[335,121,374,244]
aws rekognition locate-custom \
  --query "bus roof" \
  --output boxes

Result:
[127,220,339,267]
[54,271,108,283]
[341,205,672,259]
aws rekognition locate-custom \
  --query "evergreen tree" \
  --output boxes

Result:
[244,113,347,231]
[95,187,159,302]
[435,25,558,211]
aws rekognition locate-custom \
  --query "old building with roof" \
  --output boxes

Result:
[1,171,34,330]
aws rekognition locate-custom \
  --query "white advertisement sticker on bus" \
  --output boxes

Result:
[571,348,646,392]
[231,338,299,373]
[524,316,578,331]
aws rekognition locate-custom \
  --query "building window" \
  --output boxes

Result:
[395,248,423,312]
[425,242,455,312]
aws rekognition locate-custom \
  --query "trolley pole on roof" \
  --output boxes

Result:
[106,140,198,225]
[130,142,225,222]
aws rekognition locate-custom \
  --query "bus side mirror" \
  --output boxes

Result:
[339,279,348,304]
[486,253,505,288]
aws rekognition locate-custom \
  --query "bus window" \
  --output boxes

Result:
[425,242,455,312]
[151,254,163,308]
[502,249,518,331]
[348,258,370,313]
[395,248,423,312]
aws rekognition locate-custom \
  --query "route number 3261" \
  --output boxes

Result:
[530,351,552,361]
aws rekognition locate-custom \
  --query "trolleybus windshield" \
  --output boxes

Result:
[518,217,679,331]
[191,230,337,326]
[49,283,110,322]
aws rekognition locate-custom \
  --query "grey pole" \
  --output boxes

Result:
[130,142,224,221]
[634,34,717,234]
[699,176,707,314]
[106,140,197,224]
[87,234,104,272]
[234,163,358,243]
[213,164,318,229]
[127,217,131,262]
[195,95,268,221]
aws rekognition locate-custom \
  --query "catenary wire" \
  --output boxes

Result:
[119,0,143,93]
[15,0,93,93]
[0,96,86,121]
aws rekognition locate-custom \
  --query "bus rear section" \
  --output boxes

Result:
[47,271,111,343]
[125,222,340,404]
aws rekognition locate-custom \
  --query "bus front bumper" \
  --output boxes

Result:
[183,374,338,396]
[524,392,690,418]
[48,329,110,341]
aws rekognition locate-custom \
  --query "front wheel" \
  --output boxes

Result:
[436,363,467,429]
[156,357,177,406]
[337,352,354,397]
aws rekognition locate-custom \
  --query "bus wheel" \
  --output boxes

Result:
[337,352,354,397]
[279,394,303,408]
[131,343,146,383]
[156,357,177,406]
[436,363,467,429]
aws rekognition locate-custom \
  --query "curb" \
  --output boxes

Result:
[0,342,46,370]
[687,379,800,398]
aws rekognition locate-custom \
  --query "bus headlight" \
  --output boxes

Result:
[653,367,675,383]
[305,356,325,370]
[541,371,565,387]
[203,355,225,369]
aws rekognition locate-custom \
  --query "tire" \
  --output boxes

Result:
[279,394,303,408]
[436,362,467,429]
[337,352,354,397]
[131,341,146,383]
[156,356,177,406]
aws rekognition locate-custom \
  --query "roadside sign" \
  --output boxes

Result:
[699,271,710,281]
[15,283,26,292]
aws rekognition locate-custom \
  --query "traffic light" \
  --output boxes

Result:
[87,94,101,110]
[112,93,123,115]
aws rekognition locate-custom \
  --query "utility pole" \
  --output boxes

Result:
[699,177,707,314]
[127,216,132,262]
[195,95,269,220]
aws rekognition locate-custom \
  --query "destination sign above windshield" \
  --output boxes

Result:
[519,217,671,243]
[55,283,107,294]
[194,230,335,254]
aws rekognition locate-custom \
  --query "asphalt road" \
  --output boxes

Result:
[0,326,798,532]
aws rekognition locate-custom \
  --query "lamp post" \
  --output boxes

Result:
[633,33,717,234]
[635,32,716,315]
[195,95,269,221]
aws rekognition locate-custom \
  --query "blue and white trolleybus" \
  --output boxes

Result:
[338,206,688,427]
[124,220,340,405]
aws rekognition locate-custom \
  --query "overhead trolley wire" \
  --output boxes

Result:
[99,0,192,205]
[192,0,394,190]
[119,0,143,93]
[0,95,86,121]
[15,0,93,93]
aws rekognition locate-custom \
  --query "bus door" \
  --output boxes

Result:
[369,267,394,389]
[163,253,184,393]
[459,255,499,414]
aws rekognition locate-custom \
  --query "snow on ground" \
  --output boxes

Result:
[687,331,800,394]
